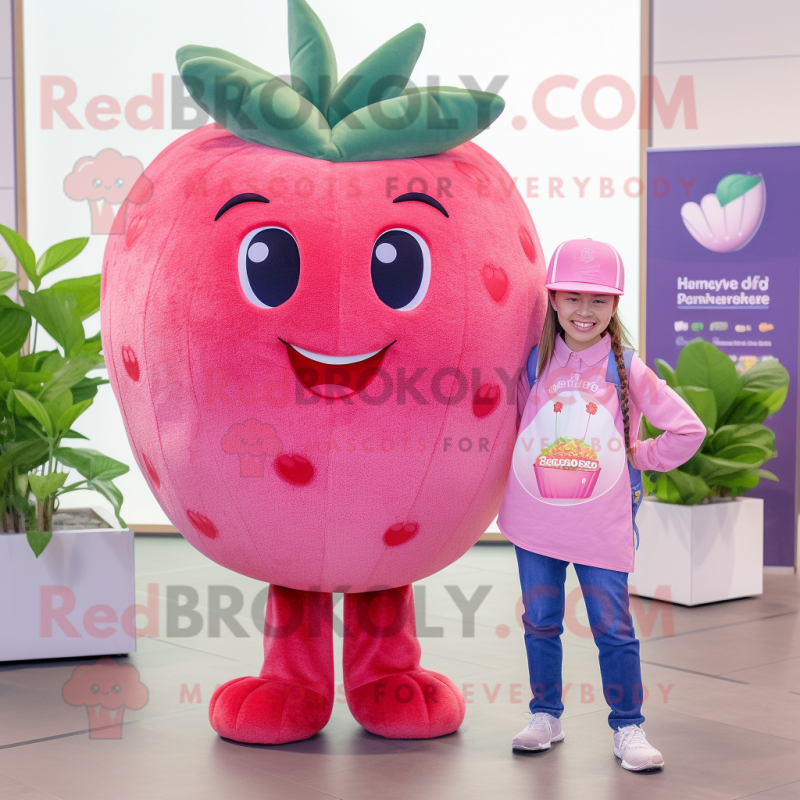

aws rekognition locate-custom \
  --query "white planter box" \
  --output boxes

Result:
[0,507,136,662]
[629,496,763,606]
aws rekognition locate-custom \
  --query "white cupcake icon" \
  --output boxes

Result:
[681,173,765,253]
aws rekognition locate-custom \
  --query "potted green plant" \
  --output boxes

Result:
[629,337,789,606]
[0,225,136,661]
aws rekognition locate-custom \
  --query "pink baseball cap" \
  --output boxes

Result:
[545,238,624,295]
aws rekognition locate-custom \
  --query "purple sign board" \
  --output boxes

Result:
[646,145,800,568]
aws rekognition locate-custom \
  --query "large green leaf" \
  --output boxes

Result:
[28,471,68,500]
[87,478,126,528]
[740,359,790,393]
[0,270,19,294]
[655,469,710,505]
[55,399,93,434]
[35,238,89,280]
[54,447,130,481]
[47,275,101,320]
[76,331,103,357]
[42,390,73,429]
[654,358,677,389]
[19,290,85,357]
[713,442,774,466]
[0,438,49,481]
[26,530,52,557]
[38,355,103,403]
[685,453,753,482]
[70,375,109,403]
[706,423,775,454]
[0,223,37,289]
[676,339,740,419]
[13,389,54,437]
[675,386,717,433]
[723,389,771,425]
[0,296,32,357]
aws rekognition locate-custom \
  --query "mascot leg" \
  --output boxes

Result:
[209,584,334,744]
[343,585,466,738]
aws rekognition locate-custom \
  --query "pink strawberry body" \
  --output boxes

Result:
[102,124,546,593]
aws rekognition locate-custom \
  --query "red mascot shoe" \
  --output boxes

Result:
[209,585,334,744]
[343,586,466,739]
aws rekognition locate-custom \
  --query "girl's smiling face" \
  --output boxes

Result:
[551,290,618,351]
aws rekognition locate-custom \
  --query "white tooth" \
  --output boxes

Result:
[291,344,383,365]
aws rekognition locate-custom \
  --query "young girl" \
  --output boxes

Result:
[497,238,705,771]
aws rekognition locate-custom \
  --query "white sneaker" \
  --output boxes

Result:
[613,724,665,771]
[512,712,565,751]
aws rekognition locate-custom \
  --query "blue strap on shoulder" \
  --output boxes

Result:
[606,348,643,550]
[526,345,539,387]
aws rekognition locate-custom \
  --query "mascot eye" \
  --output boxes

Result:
[238,227,300,308]
[371,229,431,310]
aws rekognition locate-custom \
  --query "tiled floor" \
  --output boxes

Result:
[2,537,800,800]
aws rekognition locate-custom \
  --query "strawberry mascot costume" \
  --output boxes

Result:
[102,0,546,744]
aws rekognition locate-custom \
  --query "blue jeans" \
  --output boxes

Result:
[515,545,645,730]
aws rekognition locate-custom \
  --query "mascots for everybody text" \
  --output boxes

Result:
[101,0,546,744]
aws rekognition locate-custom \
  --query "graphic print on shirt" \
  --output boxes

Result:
[513,372,626,506]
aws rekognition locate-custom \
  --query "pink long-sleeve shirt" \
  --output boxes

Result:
[497,334,705,572]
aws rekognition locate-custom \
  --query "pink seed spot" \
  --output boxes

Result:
[275,454,314,486]
[384,522,419,547]
[187,510,218,539]
[122,346,139,381]
[512,116,527,130]
[473,384,500,418]
[481,265,508,302]
[142,452,161,490]
[519,226,537,265]
[452,160,489,184]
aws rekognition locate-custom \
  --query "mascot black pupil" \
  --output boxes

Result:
[246,228,300,307]
[371,230,424,309]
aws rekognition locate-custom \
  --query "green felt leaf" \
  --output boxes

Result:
[176,5,504,163]
[288,0,337,115]
[178,54,332,159]
[330,87,505,161]
[715,173,761,207]
[327,23,426,127]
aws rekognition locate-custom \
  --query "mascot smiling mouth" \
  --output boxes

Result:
[281,339,395,399]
